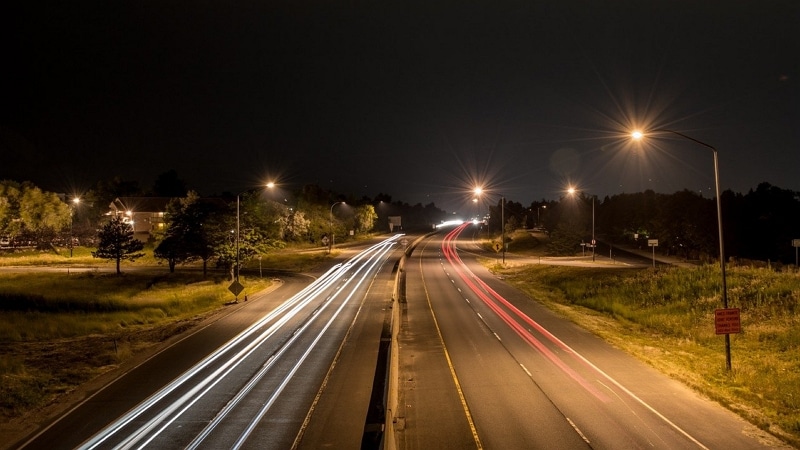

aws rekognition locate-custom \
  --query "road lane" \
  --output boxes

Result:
[295,246,400,449]
[411,230,591,449]
[16,236,404,450]
[397,223,782,449]
[447,229,777,448]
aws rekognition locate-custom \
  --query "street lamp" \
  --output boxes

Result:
[567,187,595,262]
[632,129,731,370]
[69,197,80,257]
[235,183,275,283]
[501,195,505,264]
[537,204,546,227]
[235,194,241,281]
[474,187,507,264]
[329,201,345,253]
[473,188,487,236]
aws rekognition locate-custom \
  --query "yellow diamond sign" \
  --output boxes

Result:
[228,280,244,297]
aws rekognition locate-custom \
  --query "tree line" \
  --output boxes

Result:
[0,175,450,275]
[490,182,800,265]
[4,174,798,268]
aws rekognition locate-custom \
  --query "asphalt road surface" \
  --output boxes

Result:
[14,236,403,450]
[395,222,781,449]
[8,228,786,449]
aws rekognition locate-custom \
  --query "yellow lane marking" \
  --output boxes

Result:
[417,240,483,449]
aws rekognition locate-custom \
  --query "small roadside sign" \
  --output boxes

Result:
[792,239,800,247]
[647,239,659,268]
[714,308,741,335]
[228,280,244,298]
[492,242,502,253]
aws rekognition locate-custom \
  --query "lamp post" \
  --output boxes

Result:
[69,197,80,257]
[473,187,485,227]
[474,187,507,264]
[236,194,241,282]
[329,201,344,253]
[567,187,596,262]
[501,195,505,264]
[632,129,731,370]
[235,183,274,283]
[537,204,546,227]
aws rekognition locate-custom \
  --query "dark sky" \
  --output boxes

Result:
[3,1,798,213]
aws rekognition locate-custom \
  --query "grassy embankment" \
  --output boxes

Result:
[0,245,327,423]
[487,230,800,446]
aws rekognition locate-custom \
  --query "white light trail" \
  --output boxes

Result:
[79,235,403,450]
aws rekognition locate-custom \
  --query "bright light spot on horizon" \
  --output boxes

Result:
[436,219,464,229]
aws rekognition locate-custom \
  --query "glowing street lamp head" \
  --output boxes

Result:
[631,130,644,140]
[567,187,577,196]
[266,181,275,189]
[72,197,81,205]
[473,187,483,196]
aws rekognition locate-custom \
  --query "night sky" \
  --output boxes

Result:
[3,1,798,213]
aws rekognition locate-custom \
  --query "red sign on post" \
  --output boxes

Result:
[714,308,741,335]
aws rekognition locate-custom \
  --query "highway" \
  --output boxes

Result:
[11,226,783,449]
[396,223,775,449]
[16,235,403,450]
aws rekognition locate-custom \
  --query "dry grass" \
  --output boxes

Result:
[493,262,800,447]
[0,271,272,421]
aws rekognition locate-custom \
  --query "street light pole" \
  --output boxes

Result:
[633,129,731,370]
[567,187,596,262]
[70,197,80,257]
[592,195,597,262]
[501,196,506,264]
[329,201,344,253]
[236,193,240,282]
[475,187,508,264]
[235,183,274,283]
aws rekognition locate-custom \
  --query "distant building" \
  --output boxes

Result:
[108,197,172,241]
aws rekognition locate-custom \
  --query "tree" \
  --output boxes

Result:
[653,190,716,260]
[276,209,311,241]
[0,181,70,248]
[0,181,23,237]
[92,217,145,274]
[548,217,584,256]
[354,204,378,233]
[154,192,227,276]
[504,216,519,236]
[154,194,198,273]
[545,198,585,256]
[20,186,71,249]
[153,235,186,273]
